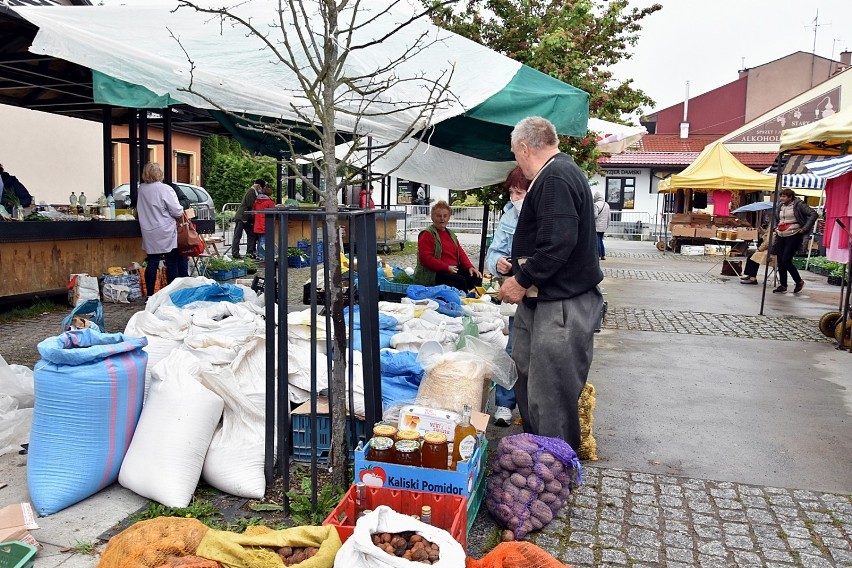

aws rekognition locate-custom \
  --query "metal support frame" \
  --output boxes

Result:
[263,209,381,514]
[128,112,138,206]
[478,203,490,273]
[760,154,786,316]
[163,107,173,184]
[102,106,112,197]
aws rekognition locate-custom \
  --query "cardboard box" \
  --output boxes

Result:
[680,245,704,256]
[354,437,487,499]
[738,228,758,240]
[670,213,692,224]
[695,225,717,238]
[704,244,719,256]
[671,224,696,237]
[0,503,41,550]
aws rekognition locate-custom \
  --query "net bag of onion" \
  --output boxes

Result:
[484,433,582,540]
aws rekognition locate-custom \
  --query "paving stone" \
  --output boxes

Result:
[710,487,739,499]
[715,497,743,510]
[733,550,763,566]
[764,547,796,562]
[630,482,655,495]
[568,517,595,532]
[662,507,688,521]
[742,495,769,508]
[659,495,683,507]
[822,536,850,549]
[599,507,625,522]
[559,546,595,565]
[698,540,728,557]
[718,509,749,523]
[831,548,852,563]
[626,544,659,563]
[660,484,684,497]
[627,527,659,547]
[664,531,694,549]
[746,508,776,524]
[693,513,720,526]
[599,548,628,564]
[739,485,765,496]
[798,553,835,567]
[695,525,724,539]
[596,533,624,548]
[805,511,834,523]
[773,506,800,518]
[724,522,751,536]
[725,534,756,550]
[665,519,691,533]
[698,553,730,567]
[630,493,657,506]
[666,546,695,563]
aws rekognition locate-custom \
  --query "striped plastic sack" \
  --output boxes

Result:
[28,329,148,515]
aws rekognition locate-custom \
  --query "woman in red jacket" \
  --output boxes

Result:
[252,185,276,260]
[414,200,482,291]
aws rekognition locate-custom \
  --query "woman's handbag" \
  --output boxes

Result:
[176,213,204,257]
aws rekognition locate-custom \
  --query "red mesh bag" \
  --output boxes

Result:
[466,542,570,568]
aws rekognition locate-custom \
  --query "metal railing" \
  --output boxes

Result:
[220,202,240,248]
[260,209,382,514]
[604,211,655,241]
[396,204,503,236]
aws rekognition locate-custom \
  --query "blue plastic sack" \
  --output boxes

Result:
[60,299,105,333]
[406,284,465,317]
[344,306,398,351]
[380,350,424,411]
[169,283,244,307]
[28,329,148,516]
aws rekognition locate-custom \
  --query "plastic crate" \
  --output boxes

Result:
[288,255,311,268]
[466,465,486,536]
[323,485,468,549]
[297,240,324,264]
[291,411,366,462]
[0,542,37,568]
[206,268,232,281]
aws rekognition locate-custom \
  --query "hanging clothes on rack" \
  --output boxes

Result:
[712,190,731,216]
[822,172,852,264]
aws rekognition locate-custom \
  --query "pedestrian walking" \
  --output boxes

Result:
[772,188,817,294]
[593,191,610,260]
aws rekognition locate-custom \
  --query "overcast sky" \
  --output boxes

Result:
[612,0,852,119]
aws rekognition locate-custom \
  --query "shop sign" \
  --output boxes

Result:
[727,87,840,144]
[603,169,642,176]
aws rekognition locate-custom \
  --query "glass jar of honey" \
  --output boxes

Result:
[373,423,398,441]
[396,429,421,442]
[366,436,394,463]
[394,440,421,467]
[421,432,449,470]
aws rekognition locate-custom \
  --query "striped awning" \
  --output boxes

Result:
[804,154,852,180]
[779,173,826,189]
[761,154,828,189]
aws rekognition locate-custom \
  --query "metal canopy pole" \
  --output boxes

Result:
[102,107,113,196]
[129,112,138,207]
[760,153,786,316]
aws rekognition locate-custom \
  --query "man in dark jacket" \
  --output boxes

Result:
[231,179,265,258]
[0,163,33,210]
[499,116,603,451]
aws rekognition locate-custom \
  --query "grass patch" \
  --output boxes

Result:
[129,498,222,528]
[68,539,97,555]
[481,527,504,554]
[286,466,345,526]
[0,299,65,322]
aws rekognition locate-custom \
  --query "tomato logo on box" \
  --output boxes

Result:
[360,466,386,487]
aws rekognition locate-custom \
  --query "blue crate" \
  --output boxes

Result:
[292,411,366,462]
[206,268,232,281]
[378,276,410,295]
[288,255,311,268]
[298,240,324,264]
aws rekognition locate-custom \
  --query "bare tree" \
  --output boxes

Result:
[173,0,456,487]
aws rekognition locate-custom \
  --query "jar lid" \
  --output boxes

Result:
[370,436,394,451]
[397,429,421,441]
[423,432,447,444]
[421,506,432,515]
[373,424,398,437]
[395,440,421,453]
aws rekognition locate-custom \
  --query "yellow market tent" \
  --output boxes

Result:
[780,105,852,156]
[669,142,776,191]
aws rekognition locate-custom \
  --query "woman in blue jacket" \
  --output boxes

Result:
[485,167,530,426]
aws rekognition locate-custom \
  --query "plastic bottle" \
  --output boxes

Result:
[69,192,77,207]
[78,192,87,207]
[108,194,116,219]
[354,482,368,521]
[451,405,477,470]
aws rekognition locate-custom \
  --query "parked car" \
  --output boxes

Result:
[111,182,215,211]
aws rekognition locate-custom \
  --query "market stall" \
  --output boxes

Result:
[770,106,852,324]
[658,142,775,255]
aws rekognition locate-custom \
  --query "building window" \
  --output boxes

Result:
[606,177,635,210]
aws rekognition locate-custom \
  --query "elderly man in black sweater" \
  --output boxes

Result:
[498,116,603,451]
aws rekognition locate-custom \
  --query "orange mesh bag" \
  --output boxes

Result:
[578,383,597,461]
[97,517,210,568]
[466,542,570,568]
[154,557,223,568]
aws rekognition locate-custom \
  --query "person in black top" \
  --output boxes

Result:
[0,163,33,210]
[498,116,603,452]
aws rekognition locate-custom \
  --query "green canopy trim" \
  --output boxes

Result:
[418,65,589,161]
[92,71,182,108]
[211,111,353,158]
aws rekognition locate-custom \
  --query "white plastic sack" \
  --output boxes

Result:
[119,350,224,508]
[71,274,100,306]
[230,336,271,412]
[144,276,216,312]
[183,334,242,366]
[0,353,34,409]
[124,307,192,403]
[334,505,466,568]
[189,302,265,340]
[102,283,130,303]
[199,365,266,499]
[0,394,32,458]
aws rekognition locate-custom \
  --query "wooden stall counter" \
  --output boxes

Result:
[0,220,143,299]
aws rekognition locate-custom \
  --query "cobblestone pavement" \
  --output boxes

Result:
[606,251,722,262]
[602,307,829,342]
[526,466,852,568]
[603,268,727,284]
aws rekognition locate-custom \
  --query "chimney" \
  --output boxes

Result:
[841,51,851,65]
[680,81,690,139]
